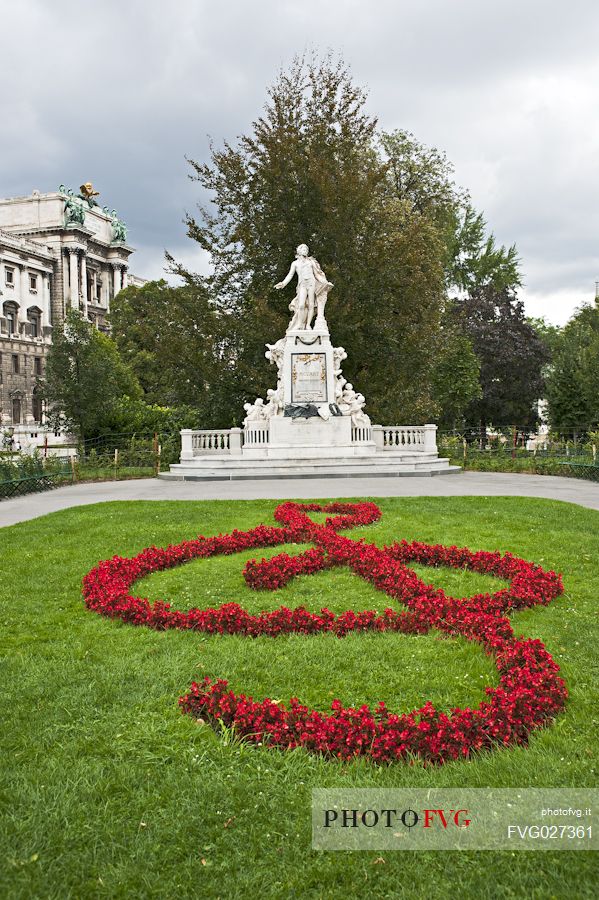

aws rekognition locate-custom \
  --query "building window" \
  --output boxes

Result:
[5,267,14,287]
[12,354,20,374]
[34,356,42,376]
[12,398,22,424]
[29,273,38,293]
[96,279,102,303]
[28,308,41,338]
[32,389,43,423]
[3,302,18,334]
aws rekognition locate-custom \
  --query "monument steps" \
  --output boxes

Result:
[160,454,460,481]
[169,450,443,469]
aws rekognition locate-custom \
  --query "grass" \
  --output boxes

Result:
[0,496,598,899]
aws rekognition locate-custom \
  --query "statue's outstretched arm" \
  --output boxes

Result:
[275,261,296,290]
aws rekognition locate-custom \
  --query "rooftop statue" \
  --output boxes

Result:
[111,211,128,243]
[63,194,86,226]
[79,182,100,207]
[275,243,333,331]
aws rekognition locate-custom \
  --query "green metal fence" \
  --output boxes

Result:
[79,432,180,472]
[555,462,599,482]
[0,458,73,501]
[437,426,599,480]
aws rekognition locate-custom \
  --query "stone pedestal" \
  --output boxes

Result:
[270,415,351,447]
[282,327,336,407]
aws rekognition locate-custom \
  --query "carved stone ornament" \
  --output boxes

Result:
[242,398,269,425]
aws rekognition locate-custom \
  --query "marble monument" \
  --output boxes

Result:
[165,244,454,479]
[240,244,372,459]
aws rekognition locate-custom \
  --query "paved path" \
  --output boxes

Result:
[1,472,599,527]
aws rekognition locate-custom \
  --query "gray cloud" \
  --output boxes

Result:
[1,0,598,324]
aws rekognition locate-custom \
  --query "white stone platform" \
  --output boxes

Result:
[161,425,459,481]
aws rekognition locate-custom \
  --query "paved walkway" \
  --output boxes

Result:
[1,472,599,527]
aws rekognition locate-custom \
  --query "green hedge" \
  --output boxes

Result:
[444,452,599,480]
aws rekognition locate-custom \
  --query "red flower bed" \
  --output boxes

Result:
[82,502,567,764]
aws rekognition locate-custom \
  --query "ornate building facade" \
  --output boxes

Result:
[0,184,145,449]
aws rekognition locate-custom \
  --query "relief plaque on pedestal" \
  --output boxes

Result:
[291,352,327,403]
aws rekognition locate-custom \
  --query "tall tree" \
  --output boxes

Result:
[172,54,447,424]
[447,204,521,295]
[109,280,232,424]
[43,310,141,443]
[432,307,482,429]
[455,285,549,432]
[546,300,599,435]
[379,130,521,294]
[528,317,562,358]
[126,56,523,428]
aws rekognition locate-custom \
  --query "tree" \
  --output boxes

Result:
[447,204,521,295]
[43,310,141,443]
[528,317,562,358]
[546,300,599,435]
[171,54,449,424]
[145,55,521,427]
[379,130,521,294]
[109,280,232,424]
[431,308,482,429]
[455,285,549,433]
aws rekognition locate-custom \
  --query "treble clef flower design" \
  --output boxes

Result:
[82,502,567,764]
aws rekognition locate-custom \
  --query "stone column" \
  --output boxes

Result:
[423,424,438,453]
[99,265,107,306]
[122,268,128,289]
[229,427,242,456]
[80,253,88,317]
[62,249,70,310]
[19,266,30,333]
[21,265,29,305]
[42,273,50,327]
[112,264,122,297]
[69,249,79,308]
[372,424,384,452]
[92,270,97,306]
[12,264,21,305]
[180,429,195,461]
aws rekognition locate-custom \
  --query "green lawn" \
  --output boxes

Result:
[1,496,597,899]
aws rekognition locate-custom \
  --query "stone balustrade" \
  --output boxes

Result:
[243,423,270,447]
[351,424,372,444]
[180,422,437,460]
[180,427,242,460]
[0,229,55,259]
[372,424,437,452]
[193,430,231,452]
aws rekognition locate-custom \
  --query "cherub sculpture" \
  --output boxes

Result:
[242,398,268,425]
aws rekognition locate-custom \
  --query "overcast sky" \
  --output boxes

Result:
[2,0,598,325]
